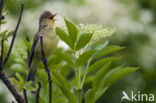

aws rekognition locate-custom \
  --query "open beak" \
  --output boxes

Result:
[49,13,57,21]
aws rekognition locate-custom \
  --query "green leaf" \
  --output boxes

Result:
[23,38,32,51]
[84,76,94,84]
[38,69,48,82]
[4,31,14,40]
[11,73,32,92]
[52,71,77,103]
[0,30,8,38]
[85,89,95,103]
[7,31,14,37]
[60,64,71,76]
[94,66,139,101]
[26,86,36,91]
[57,85,77,103]
[76,50,97,67]
[25,81,36,91]
[93,46,124,59]
[75,33,93,50]
[98,65,124,89]
[105,67,139,87]
[93,67,139,102]
[55,27,74,49]
[88,40,108,50]
[92,63,111,102]
[94,87,108,102]
[92,62,111,88]
[65,18,78,44]
[54,51,74,66]
[52,71,70,91]
[87,57,120,73]
[3,0,16,11]
[92,66,138,101]
[10,78,18,85]
[16,72,23,82]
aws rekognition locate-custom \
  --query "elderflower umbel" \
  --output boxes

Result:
[79,23,115,43]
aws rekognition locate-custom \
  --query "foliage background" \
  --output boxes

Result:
[0,0,156,103]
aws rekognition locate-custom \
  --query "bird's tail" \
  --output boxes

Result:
[27,69,36,81]
[27,58,39,81]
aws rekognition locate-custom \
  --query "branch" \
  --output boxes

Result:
[36,82,41,103]
[0,0,4,70]
[23,89,28,103]
[0,70,24,103]
[3,4,24,65]
[0,4,25,103]
[26,36,30,65]
[0,39,4,71]
[40,36,52,103]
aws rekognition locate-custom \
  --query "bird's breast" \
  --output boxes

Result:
[35,28,57,58]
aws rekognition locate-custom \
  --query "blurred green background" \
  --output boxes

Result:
[0,0,156,103]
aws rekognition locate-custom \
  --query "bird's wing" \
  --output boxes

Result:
[28,32,39,68]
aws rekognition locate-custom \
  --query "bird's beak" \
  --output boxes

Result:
[49,13,57,21]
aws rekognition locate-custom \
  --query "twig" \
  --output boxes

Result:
[3,4,24,65]
[0,3,25,103]
[0,70,24,103]
[28,34,39,68]
[23,88,28,103]
[26,36,30,65]
[40,36,52,103]
[27,49,30,65]
[0,0,4,70]
[0,39,4,71]
[36,82,41,103]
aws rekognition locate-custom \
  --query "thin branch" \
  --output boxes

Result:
[0,3,25,103]
[27,49,30,65]
[3,4,24,65]
[28,34,39,68]
[23,88,28,103]
[0,70,24,103]
[0,0,4,70]
[40,36,52,103]
[36,82,41,103]
[0,39,4,71]
[26,36,30,65]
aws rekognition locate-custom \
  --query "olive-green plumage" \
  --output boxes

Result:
[27,11,57,81]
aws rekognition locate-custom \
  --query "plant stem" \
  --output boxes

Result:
[36,82,41,103]
[78,89,82,103]
[0,3,25,103]
[3,4,24,65]
[76,68,82,103]
[23,89,28,103]
[73,50,82,103]
[0,0,4,71]
[0,70,25,103]
[78,67,81,89]
[80,58,91,88]
[40,36,52,103]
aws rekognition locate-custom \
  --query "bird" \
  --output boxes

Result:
[27,11,57,81]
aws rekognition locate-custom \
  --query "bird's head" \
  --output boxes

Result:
[39,11,57,28]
